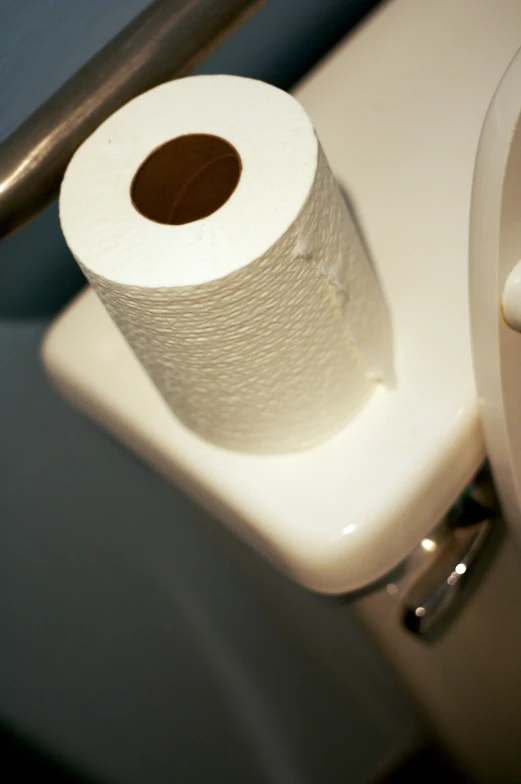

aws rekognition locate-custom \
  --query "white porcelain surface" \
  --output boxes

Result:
[470,43,521,550]
[43,0,521,593]
[502,261,521,333]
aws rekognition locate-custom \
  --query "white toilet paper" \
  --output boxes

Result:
[60,75,391,453]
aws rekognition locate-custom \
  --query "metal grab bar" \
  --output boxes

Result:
[0,0,263,239]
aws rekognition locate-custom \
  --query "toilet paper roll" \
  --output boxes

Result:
[60,75,391,453]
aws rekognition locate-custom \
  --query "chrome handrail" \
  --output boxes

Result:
[0,0,262,239]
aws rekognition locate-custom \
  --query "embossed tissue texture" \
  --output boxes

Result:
[83,143,388,453]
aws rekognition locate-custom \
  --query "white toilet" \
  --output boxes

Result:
[43,1,521,780]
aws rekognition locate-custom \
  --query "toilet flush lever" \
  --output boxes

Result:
[402,471,499,641]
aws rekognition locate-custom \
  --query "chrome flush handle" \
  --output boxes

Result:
[402,469,499,641]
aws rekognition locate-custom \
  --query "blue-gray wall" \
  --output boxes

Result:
[0,3,420,783]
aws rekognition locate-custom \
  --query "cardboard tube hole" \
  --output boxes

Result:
[131,134,241,225]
